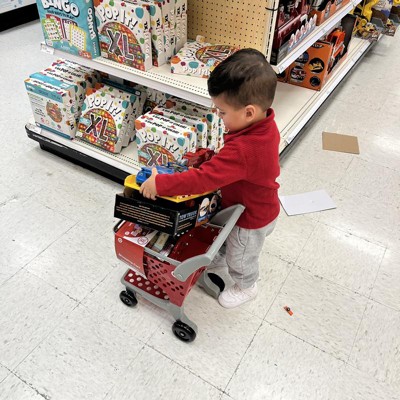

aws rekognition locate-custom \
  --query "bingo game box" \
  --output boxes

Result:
[36,0,100,59]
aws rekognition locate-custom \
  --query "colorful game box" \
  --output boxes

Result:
[76,87,131,153]
[174,0,187,51]
[94,0,152,71]
[135,112,192,166]
[96,83,141,146]
[171,38,239,78]
[136,0,166,66]
[25,75,77,138]
[36,0,100,59]
[147,112,197,152]
[165,96,219,149]
[152,105,207,148]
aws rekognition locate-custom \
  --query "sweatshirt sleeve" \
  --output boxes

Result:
[156,142,247,196]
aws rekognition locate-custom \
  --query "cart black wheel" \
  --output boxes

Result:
[207,273,225,292]
[172,321,196,342]
[119,290,138,307]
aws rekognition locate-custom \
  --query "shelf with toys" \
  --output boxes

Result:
[25,36,373,174]
[271,0,363,73]
[39,43,212,108]
[25,0,397,182]
[276,36,372,151]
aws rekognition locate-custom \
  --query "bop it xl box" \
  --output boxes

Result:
[114,182,220,236]
[94,0,152,71]
[171,39,239,78]
[135,113,192,167]
[76,87,131,153]
[36,0,100,59]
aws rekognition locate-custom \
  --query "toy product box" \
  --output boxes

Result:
[114,220,158,277]
[153,105,208,148]
[310,0,351,26]
[36,0,100,59]
[76,87,131,152]
[94,0,152,71]
[96,83,141,146]
[165,96,219,149]
[147,112,197,152]
[270,0,317,65]
[286,16,356,90]
[174,0,187,52]
[114,188,220,236]
[135,0,166,66]
[135,112,192,166]
[171,38,239,78]
[25,75,77,138]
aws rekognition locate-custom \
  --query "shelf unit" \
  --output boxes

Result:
[26,1,377,181]
[0,0,36,14]
[271,0,362,73]
[27,37,373,180]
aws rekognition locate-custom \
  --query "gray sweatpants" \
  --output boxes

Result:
[209,218,277,289]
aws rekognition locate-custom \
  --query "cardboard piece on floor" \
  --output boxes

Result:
[279,190,336,216]
[322,132,360,154]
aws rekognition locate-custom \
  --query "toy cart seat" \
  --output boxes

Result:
[116,204,245,342]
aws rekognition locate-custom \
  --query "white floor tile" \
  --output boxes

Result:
[226,322,344,400]
[371,249,400,310]
[0,365,9,383]
[147,288,262,390]
[0,374,45,400]
[0,197,76,274]
[265,267,368,361]
[319,186,400,249]
[227,323,400,400]
[349,300,400,391]
[81,266,165,343]
[240,254,292,319]
[15,305,143,400]
[340,157,400,207]
[264,211,318,263]
[356,132,400,172]
[105,345,222,400]
[0,270,76,369]
[24,222,114,301]
[296,223,385,296]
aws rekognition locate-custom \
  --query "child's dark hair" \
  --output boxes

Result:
[207,48,277,110]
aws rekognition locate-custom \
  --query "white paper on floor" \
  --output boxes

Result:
[279,190,336,216]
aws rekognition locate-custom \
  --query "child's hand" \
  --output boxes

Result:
[139,167,158,200]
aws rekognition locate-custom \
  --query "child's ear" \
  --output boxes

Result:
[245,105,256,119]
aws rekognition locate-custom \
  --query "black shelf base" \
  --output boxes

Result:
[26,126,129,184]
[1,4,39,32]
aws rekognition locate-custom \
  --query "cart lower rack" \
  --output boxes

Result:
[115,204,245,342]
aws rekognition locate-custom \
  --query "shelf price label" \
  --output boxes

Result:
[40,43,55,55]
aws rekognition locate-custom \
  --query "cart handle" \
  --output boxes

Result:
[172,204,245,282]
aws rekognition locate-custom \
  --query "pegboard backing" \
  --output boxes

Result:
[187,0,272,52]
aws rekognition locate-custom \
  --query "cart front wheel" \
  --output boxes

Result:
[207,273,225,292]
[119,290,138,307]
[172,321,196,342]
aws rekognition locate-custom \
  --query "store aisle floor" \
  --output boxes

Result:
[0,22,399,400]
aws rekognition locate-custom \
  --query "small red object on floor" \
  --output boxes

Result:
[284,306,293,316]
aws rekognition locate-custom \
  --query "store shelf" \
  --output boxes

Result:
[26,122,140,181]
[40,43,211,108]
[275,37,372,153]
[31,36,373,178]
[272,0,362,73]
[0,0,36,14]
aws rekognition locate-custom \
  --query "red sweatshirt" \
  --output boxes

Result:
[156,109,280,229]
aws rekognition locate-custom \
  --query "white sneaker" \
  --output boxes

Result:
[218,283,258,309]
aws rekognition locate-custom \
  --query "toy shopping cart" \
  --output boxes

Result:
[114,204,245,343]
